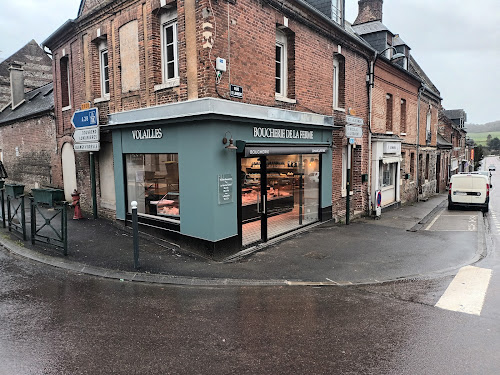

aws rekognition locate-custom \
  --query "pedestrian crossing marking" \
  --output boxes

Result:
[435,266,492,316]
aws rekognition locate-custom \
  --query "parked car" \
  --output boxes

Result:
[448,174,489,212]
[489,164,496,171]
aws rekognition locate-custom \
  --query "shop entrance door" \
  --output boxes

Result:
[240,154,320,247]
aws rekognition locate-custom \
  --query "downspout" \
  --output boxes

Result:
[416,83,425,202]
[367,51,376,216]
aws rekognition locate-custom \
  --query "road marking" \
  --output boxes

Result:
[425,210,443,230]
[435,266,492,316]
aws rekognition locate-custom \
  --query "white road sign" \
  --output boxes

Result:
[73,128,100,143]
[74,142,100,152]
[345,125,363,138]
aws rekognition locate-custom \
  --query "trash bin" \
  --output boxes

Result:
[4,184,24,198]
[32,188,65,207]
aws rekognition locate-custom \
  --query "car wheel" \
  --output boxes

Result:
[482,205,489,213]
[448,202,454,210]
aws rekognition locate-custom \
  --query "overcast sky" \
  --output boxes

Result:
[0,0,498,124]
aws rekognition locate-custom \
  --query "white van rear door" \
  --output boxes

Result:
[470,176,488,204]
[452,176,473,204]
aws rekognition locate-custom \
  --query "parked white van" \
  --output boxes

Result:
[448,174,490,212]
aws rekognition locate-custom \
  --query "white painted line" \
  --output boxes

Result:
[435,266,492,316]
[425,210,444,230]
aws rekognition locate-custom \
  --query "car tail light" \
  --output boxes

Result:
[449,182,452,195]
[487,183,490,197]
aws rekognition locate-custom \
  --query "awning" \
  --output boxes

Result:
[243,144,329,157]
[382,156,402,164]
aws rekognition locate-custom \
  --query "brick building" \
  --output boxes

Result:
[0,77,57,191]
[0,40,53,109]
[42,0,377,257]
[440,109,469,176]
[352,0,441,209]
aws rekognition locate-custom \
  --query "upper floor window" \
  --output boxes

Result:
[333,57,339,109]
[400,99,407,133]
[332,0,343,24]
[161,9,179,84]
[275,30,287,98]
[99,41,110,98]
[60,56,71,109]
[386,94,393,132]
[426,107,432,142]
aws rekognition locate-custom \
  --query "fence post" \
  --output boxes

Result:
[131,201,139,269]
[0,188,4,228]
[62,202,68,256]
[30,197,35,245]
[21,195,26,241]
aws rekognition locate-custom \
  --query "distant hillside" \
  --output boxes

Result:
[465,120,500,133]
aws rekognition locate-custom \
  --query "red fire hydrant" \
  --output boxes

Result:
[71,189,84,220]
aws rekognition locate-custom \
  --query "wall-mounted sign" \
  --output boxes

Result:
[71,108,99,128]
[244,145,328,157]
[131,128,163,140]
[73,128,100,143]
[253,127,314,140]
[383,142,401,154]
[345,125,363,138]
[230,84,243,99]
[218,174,233,205]
[346,115,364,126]
[74,142,100,152]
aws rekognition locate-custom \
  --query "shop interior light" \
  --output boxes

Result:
[223,131,238,150]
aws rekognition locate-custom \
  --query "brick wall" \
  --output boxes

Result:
[0,115,57,192]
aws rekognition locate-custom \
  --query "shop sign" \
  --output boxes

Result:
[253,127,314,140]
[245,145,328,157]
[218,174,233,205]
[383,142,401,154]
[131,128,163,140]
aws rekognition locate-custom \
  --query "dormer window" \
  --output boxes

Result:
[332,0,343,25]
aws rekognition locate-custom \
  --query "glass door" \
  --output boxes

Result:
[241,157,264,246]
[240,154,321,247]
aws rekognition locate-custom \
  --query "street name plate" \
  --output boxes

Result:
[346,115,364,126]
[345,125,363,138]
[73,128,100,143]
[74,142,100,152]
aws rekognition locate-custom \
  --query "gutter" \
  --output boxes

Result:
[41,19,76,49]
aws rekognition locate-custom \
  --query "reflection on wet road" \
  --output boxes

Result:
[1,250,499,374]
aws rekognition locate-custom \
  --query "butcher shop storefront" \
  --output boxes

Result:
[106,98,335,259]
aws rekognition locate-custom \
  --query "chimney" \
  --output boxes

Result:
[353,0,383,25]
[9,63,25,109]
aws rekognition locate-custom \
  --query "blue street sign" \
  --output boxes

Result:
[71,108,99,128]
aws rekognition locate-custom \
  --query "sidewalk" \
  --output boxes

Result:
[0,193,482,286]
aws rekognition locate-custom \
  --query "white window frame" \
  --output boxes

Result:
[342,146,354,197]
[275,30,287,99]
[332,0,343,24]
[160,9,179,86]
[426,106,432,140]
[61,57,71,111]
[333,57,339,109]
[98,41,110,98]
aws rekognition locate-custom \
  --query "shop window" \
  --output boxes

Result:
[386,94,393,132]
[125,153,180,221]
[380,162,395,188]
[400,99,406,133]
[161,8,179,85]
[60,56,71,109]
[342,146,354,196]
[98,40,110,98]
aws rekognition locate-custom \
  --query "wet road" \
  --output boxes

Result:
[1,248,500,374]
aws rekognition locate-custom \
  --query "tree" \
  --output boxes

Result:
[489,137,500,151]
[474,145,484,170]
[487,134,492,147]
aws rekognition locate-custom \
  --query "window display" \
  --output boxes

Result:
[126,153,179,221]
